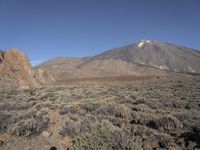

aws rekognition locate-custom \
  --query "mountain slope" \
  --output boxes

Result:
[83,40,200,73]
[38,40,200,80]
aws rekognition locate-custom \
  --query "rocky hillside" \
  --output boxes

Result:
[91,40,200,73]
[38,40,200,80]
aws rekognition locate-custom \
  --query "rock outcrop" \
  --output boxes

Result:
[0,50,5,63]
[0,49,39,90]
[33,67,56,84]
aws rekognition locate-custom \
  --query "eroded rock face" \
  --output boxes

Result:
[0,50,5,63]
[33,67,56,84]
[0,49,39,90]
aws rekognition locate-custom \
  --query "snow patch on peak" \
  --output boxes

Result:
[137,40,151,48]
[137,41,145,48]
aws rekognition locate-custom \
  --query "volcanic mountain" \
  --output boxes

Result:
[38,40,200,80]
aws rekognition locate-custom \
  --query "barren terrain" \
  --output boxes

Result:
[0,75,200,150]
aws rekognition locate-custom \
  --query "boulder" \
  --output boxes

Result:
[0,133,10,146]
[41,131,53,138]
[60,136,74,149]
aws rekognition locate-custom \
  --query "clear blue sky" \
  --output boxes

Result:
[0,0,200,66]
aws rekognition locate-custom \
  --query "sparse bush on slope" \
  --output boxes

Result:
[147,115,183,132]
[0,110,49,137]
[9,111,49,136]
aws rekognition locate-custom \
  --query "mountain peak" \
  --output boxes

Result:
[38,40,200,80]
